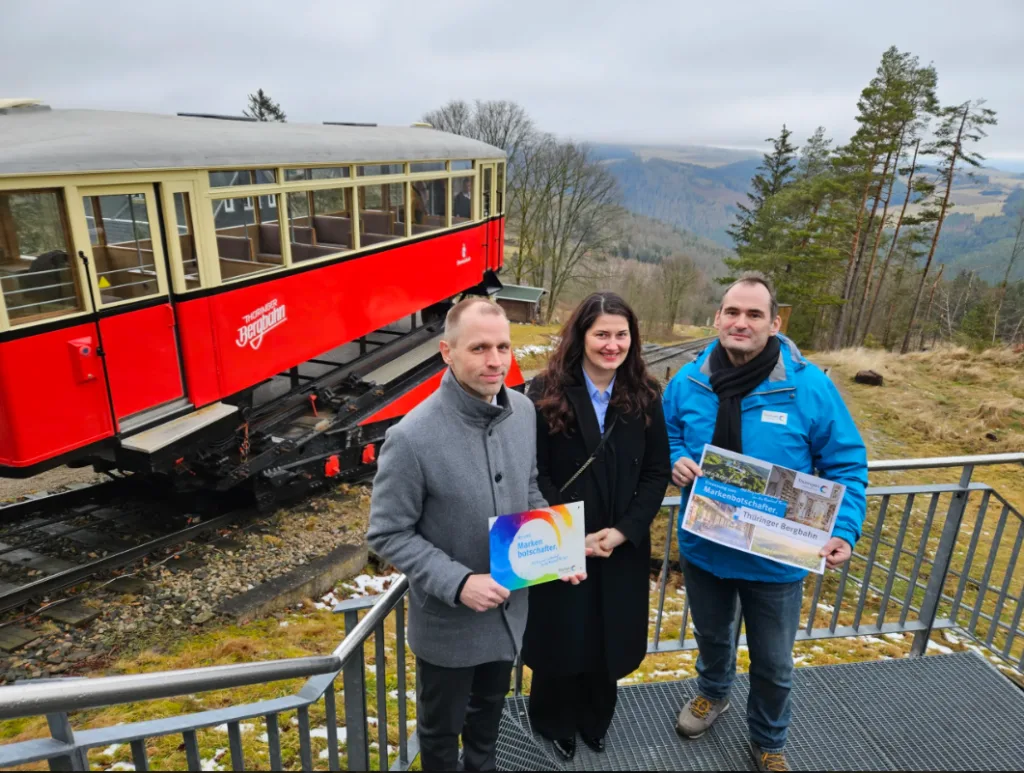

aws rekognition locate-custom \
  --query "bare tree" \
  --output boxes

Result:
[421,100,474,136]
[660,254,701,333]
[532,141,621,322]
[421,99,534,160]
[471,100,535,160]
[993,205,1024,343]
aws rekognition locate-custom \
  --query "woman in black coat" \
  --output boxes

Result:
[523,291,671,761]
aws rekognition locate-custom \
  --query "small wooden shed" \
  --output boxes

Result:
[494,284,546,324]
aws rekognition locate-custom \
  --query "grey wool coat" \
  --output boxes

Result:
[367,368,548,668]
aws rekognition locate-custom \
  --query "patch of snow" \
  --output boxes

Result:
[811,646,825,653]
[345,573,402,598]
[201,749,228,771]
[859,636,886,645]
[793,657,807,666]
[927,641,954,655]
[213,723,254,734]
[816,603,835,613]
[109,765,136,772]
[101,744,123,757]
[279,621,289,627]
[514,344,554,358]
[310,726,348,743]
[942,631,961,645]
[389,689,417,700]
[883,634,905,642]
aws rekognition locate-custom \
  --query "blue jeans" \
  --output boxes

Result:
[682,559,803,751]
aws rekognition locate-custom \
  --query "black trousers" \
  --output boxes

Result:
[528,668,618,740]
[416,658,513,772]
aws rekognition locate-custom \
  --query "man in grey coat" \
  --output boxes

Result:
[368,297,550,771]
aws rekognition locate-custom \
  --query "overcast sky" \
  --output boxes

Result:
[5,0,1022,165]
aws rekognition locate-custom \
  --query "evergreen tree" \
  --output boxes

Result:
[831,47,937,348]
[727,125,797,248]
[244,89,287,122]
[901,99,997,353]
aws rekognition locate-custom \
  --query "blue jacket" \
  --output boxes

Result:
[663,335,868,583]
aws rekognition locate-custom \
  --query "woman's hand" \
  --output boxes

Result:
[585,528,613,558]
[597,528,627,554]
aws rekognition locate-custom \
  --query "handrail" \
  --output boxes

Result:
[0,575,410,723]
[868,452,1024,471]
[0,657,339,721]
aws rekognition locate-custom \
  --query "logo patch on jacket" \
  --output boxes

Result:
[761,410,788,426]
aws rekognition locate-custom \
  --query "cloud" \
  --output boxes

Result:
[3,0,1022,158]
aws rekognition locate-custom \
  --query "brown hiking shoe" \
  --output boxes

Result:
[749,741,790,772]
[675,695,730,739]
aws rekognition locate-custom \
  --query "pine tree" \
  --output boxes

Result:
[244,89,287,122]
[727,125,797,248]
[901,99,997,353]
[831,47,936,349]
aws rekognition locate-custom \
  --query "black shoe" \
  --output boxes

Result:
[580,732,605,753]
[552,737,576,761]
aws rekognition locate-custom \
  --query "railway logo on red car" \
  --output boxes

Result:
[236,299,289,351]
[456,243,471,267]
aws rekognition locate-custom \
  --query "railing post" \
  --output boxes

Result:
[45,711,87,771]
[342,609,371,772]
[911,464,975,656]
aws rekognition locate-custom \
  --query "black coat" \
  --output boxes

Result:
[521,372,671,679]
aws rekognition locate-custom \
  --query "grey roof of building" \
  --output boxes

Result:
[0,108,505,176]
[494,284,546,303]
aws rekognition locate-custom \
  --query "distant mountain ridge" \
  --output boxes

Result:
[596,143,1024,279]
[601,148,759,245]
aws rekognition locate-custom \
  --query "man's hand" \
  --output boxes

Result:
[598,527,627,554]
[586,529,612,558]
[459,574,510,612]
[819,537,852,570]
[672,457,702,488]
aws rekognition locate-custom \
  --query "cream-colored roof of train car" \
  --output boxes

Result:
[0,107,505,176]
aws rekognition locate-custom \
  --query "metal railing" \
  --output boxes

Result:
[0,577,416,772]
[0,453,1021,770]
[648,453,1024,674]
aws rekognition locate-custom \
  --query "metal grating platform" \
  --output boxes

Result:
[497,652,1024,771]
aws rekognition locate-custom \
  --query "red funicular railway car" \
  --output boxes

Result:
[0,99,516,500]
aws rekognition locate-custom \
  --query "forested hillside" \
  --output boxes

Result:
[601,153,758,245]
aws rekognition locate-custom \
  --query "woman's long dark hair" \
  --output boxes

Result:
[536,292,660,435]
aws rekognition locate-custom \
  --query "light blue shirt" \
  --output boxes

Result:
[582,369,615,433]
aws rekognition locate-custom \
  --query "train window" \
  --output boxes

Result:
[211,195,281,281]
[209,169,276,188]
[172,192,200,290]
[357,164,404,177]
[0,189,84,325]
[450,160,473,171]
[83,193,161,304]
[410,179,448,235]
[496,163,505,214]
[358,184,405,245]
[284,167,351,182]
[452,177,473,223]
[411,161,446,173]
[286,189,353,261]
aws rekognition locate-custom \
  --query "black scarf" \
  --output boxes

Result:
[708,335,782,453]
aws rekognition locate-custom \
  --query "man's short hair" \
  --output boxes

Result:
[721,271,779,318]
[443,296,507,343]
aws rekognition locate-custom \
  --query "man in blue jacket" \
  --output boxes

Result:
[664,272,867,772]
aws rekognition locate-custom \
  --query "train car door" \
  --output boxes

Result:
[75,184,186,429]
[478,163,499,271]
